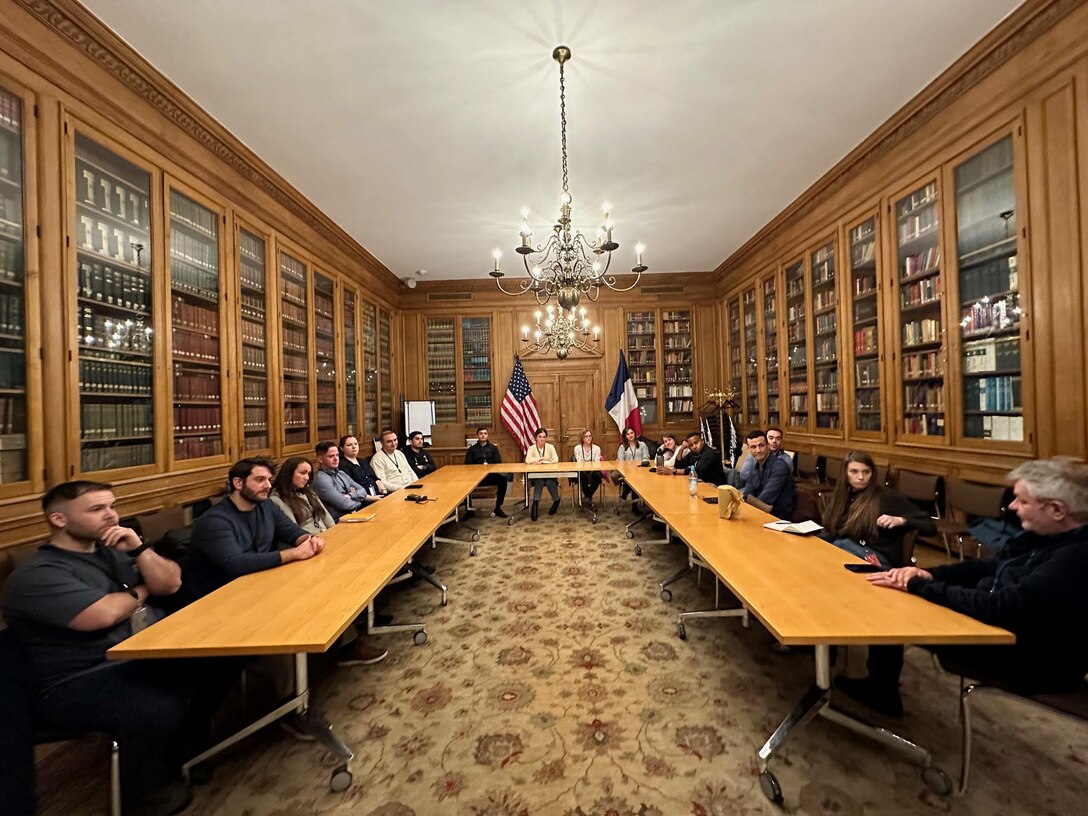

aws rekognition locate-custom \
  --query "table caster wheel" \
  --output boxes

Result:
[471,532,480,542]
[922,765,952,796]
[759,770,783,805]
[677,622,687,640]
[591,515,597,524]
[660,588,672,602]
[470,545,477,557]
[507,518,514,526]
[330,765,353,792]
[626,530,634,539]
[634,545,642,557]
[413,630,428,646]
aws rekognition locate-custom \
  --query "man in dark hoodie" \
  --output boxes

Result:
[840,457,1088,717]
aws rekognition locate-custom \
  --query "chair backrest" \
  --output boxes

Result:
[896,469,943,515]
[875,465,890,487]
[824,457,844,485]
[795,452,818,479]
[948,478,1006,520]
[900,529,919,567]
[792,489,823,525]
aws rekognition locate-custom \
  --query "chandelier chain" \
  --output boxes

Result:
[559,60,568,195]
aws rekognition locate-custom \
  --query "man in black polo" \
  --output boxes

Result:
[404,430,437,478]
[671,430,728,486]
[464,426,507,518]
[1,481,232,815]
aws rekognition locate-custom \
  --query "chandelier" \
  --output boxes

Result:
[490,45,646,315]
[520,304,599,359]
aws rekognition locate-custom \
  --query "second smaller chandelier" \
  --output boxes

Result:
[490,45,647,314]
[521,305,599,360]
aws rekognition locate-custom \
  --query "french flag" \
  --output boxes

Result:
[605,351,642,436]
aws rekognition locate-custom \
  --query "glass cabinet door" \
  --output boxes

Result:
[343,288,359,436]
[848,216,882,434]
[811,241,840,431]
[280,251,310,447]
[238,227,269,451]
[953,136,1023,443]
[74,133,155,473]
[895,180,945,437]
[743,287,759,427]
[727,299,741,418]
[461,317,492,427]
[761,273,780,427]
[313,272,337,441]
[378,308,392,431]
[662,310,693,423]
[361,300,377,436]
[426,317,457,424]
[626,311,657,425]
[0,86,28,484]
[168,189,223,462]
[784,259,808,431]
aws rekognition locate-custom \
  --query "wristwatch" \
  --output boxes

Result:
[128,543,151,559]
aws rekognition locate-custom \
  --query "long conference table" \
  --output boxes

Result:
[614,461,1014,804]
[107,459,1014,805]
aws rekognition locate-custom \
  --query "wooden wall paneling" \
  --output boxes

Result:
[1025,76,1085,459]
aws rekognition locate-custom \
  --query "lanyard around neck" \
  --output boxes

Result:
[382,450,403,473]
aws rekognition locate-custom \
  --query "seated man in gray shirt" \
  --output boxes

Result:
[313,441,384,521]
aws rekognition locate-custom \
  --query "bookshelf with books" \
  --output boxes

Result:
[847,214,883,436]
[74,133,156,474]
[743,286,760,427]
[343,288,360,436]
[662,310,694,423]
[168,188,224,463]
[379,308,392,431]
[761,272,781,427]
[894,178,946,438]
[810,240,840,432]
[0,85,28,486]
[952,134,1026,445]
[784,258,808,431]
[280,251,311,448]
[626,310,658,425]
[726,299,741,421]
[427,318,457,425]
[238,227,271,451]
[361,300,378,436]
[461,317,492,427]
[314,271,337,442]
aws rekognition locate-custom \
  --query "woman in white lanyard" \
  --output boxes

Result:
[572,428,604,508]
[524,427,560,521]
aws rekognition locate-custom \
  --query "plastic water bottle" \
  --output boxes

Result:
[688,466,698,497]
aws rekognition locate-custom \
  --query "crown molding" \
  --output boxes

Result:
[713,0,1082,281]
[16,0,398,288]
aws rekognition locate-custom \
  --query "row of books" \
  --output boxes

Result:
[662,338,691,351]
[787,323,806,343]
[0,398,24,434]
[662,321,690,334]
[905,382,945,411]
[314,314,334,337]
[171,230,218,273]
[664,366,691,383]
[627,352,656,365]
[78,261,150,312]
[854,298,878,324]
[465,394,491,408]
[788,415,808,428]
[898,182,938,219]
[172,328,218,362]
[81,402,152,439]
[0,89,21,128]
[815,393,840,411]
[903,318,940,347]
[903,350,942,380]
[465,407,491,424]
[240,293,264,321]
[813,289,836,312]
[78,311,152,356]
[853,273,877,297]
[816,415,841,429]
[0,131,19,182]
[856,359,880,387]
[78,216,147,268]
[815,369,838,390]
[899,205,938,244]
[282,379,307,400]
[315,338,335,359]
[788,347,807,368]
[174,371,219,402]
[904,415,944,435]
[313,293,334,318]
[169,194,217,239]
[174,438,222,460]
[960,255,1017,303]
[239,262,265,292]
[662,311,689,321]
[241,345,266,371]
[853,325,878,355]
[280,255,306,283]
[634,386,655,400]
[284,406,308,425]
[173,405,221,433]
[851,239,876,267]
[245,433,270,450]
[956,137,1013,190]
[0,291,22,335]
[427,323,455,340]
[960,293,1020,335]
[283,357,307,378]
[281,279,306,307]
[628,311,655,322]
[281,298,306,324]
[241,318,265,346]
[238,231,265,265]
[902,246,940,279]
[243,378,267,402]
[901,274,941,308]
[966,414,1024,442]
[790,395,808,411]
[82,443,153,472]
[665,399,694,414]
[963,336,1020,373]
[665,385,693,398]
[0,237,22,280]
[282,326,306,351]
[814,337,837,362]
[79,358,151,394]
[316,383,335,403]
[627,337,655,352]
[814,312,836,335]
[77,163,149,229]
[172,298,218,334]
[787,303,805,322]
[464,369,491,383]
[965,375,1022,412]
[0,192,20,224]
[316,409,337,431]
[243,406,268,428]
[170,258,218,301]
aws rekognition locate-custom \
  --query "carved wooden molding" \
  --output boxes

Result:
[16,0,396,286]
[714,0,1081,278]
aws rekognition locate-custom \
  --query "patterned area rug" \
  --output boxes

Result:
[39,502,1088,815]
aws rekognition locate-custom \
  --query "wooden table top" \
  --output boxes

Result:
[617,462,1015,647]
[491,460,618,473]
[108,467,486,659]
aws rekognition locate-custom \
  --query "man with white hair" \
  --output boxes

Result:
[839,457,1088,717]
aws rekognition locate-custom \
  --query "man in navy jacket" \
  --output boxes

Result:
[741,430,797,520]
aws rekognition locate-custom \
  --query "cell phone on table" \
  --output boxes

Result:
[702,496,718,504]
[406,484,424,489]
[843,563,883,573]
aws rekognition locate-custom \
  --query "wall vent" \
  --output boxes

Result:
[640,284,685,295]
[427,292,473,302]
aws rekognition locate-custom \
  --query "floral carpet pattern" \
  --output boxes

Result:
[41,504,1087,815]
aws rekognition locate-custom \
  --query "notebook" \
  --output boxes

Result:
[762,519,823,535]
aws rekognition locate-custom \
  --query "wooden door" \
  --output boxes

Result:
[520,357,602,456]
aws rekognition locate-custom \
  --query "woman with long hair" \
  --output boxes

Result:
[525,427,560,520]
[270,457,336,534]
[613,426,650,510]
[821,451,935,569]
[572,427,605,507]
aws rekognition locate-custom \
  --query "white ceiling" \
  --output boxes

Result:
[82,0,1022,281]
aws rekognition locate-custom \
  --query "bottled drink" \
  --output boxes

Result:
[688,467,698,497]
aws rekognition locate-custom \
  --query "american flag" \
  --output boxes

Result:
[500,357,541,452]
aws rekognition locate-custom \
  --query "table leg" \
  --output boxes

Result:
[675,580,748,639]
[432,505,480,556]
[365,599,428,645]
